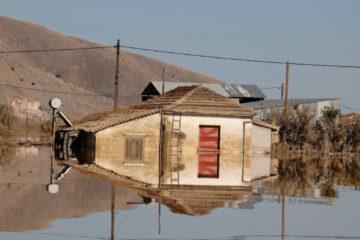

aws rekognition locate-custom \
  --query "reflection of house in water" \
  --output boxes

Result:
[56,86,277,188]
[0,147,142,232]
[252,177,337,205]
[138,187,253,216]
[224,193,263,209]
[252,121,278,178]
[66,163,258,217]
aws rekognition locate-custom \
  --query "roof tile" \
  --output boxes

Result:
[68,85,254,132]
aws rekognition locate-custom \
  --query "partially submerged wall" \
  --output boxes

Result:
[163,115,253,187]
[94,114,160,186]
[251,125,271,179]
[94,113,254,187]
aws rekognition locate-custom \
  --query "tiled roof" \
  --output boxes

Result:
[142,81,266,99]
[67,86,254,133]
[67,108,160,133]
[135,85,254,117]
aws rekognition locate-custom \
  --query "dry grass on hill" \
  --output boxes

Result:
[0,16,222,120]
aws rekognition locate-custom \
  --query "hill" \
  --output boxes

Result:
[0,16,222,120]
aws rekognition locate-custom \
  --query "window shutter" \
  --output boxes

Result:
[125,136,144,163]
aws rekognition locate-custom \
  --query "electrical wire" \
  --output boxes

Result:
[341,104,360,112]
[1,83,138,98]
[121,45,360,69]
[3,82,359,112]
[260,86,282,90]
[0,45,114,54]
[2,82,282,97]
[1,43,360,69]
[240,67,284,83]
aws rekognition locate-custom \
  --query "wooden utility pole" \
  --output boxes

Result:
[114,39,120,109]
[158,194,162,235]
[111,185,115,240]
[281,193,286,239]
[111,39,120,240]
[284,62,290,114]
[157,67,165,236]
[159,67,165,185]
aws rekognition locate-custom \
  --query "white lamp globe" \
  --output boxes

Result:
[49,98,62,109]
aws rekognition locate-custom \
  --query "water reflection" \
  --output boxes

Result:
[0,147,142,232]
[1,147,360,240]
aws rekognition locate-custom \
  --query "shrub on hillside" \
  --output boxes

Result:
[0,104,16,139]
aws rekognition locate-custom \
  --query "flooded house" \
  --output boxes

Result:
[55,85,275,188]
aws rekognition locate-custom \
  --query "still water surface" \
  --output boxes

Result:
[1,147,360,240]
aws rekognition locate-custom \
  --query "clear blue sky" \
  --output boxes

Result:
[2,0,360,111]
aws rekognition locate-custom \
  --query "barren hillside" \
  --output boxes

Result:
[0,16,222,120]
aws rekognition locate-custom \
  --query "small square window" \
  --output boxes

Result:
[125,135,145,164]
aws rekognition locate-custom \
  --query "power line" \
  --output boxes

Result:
[260,86,281,90]
[4,84,359,111]
[121,45,281,65]
[1,83,107,96]
[341,104,360,112]
[2,82,281,97]
[240,67,284,83]
[1,83,138,98]
[1,43,360,69]
[0,45,114,54]
[121,45,360,69]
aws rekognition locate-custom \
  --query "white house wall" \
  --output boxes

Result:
[251,125,271,179]
[164,115,253,187]
[94,114,161,186]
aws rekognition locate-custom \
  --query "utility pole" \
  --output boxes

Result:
[111,39,120,240]
[111,184,115,240]
[114,39,120,109]
[158,67,165,236]
[159,67,165,186]
[280,83,284,100]
[158,194,162,235]
[281,193,286,239]
[284,62,290,114]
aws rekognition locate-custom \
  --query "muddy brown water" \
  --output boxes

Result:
[1,147,360,240]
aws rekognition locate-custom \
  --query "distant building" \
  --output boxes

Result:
[56,86,276,188]
[141,81,266,103]
[242,98,340,120]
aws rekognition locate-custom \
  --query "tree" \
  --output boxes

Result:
[319,107,343,151]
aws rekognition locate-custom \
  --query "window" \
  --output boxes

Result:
[198,125,220,178]
[125,135,145,164]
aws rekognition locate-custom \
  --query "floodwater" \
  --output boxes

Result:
[1,147,360,240]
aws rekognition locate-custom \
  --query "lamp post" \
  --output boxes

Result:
[47,97,62,194]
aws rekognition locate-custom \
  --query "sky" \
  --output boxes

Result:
[1,0,360,112]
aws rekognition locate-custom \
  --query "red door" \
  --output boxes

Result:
[198,126,220,178]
